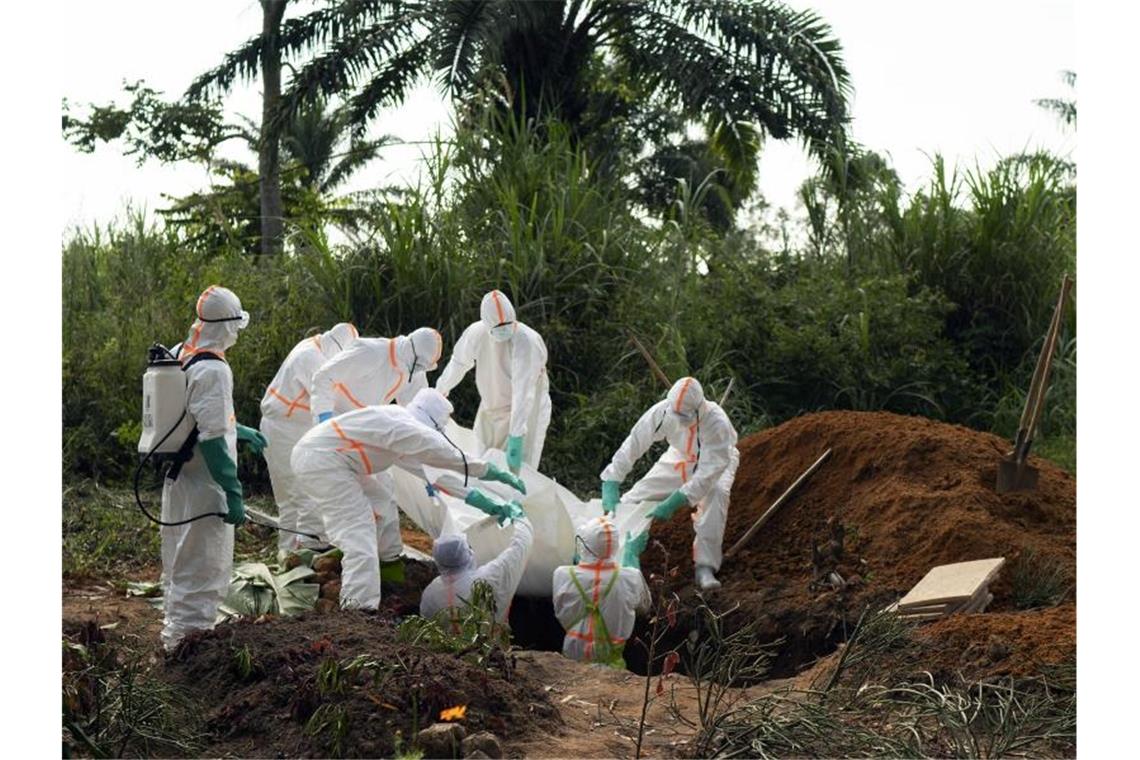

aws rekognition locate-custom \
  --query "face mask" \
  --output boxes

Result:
[490,323,514,342]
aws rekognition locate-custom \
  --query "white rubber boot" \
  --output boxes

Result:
[695,565,722,591]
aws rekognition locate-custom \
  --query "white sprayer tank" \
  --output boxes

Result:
[138,348,193,457]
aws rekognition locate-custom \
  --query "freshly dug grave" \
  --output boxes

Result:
[638,410,1075,678]
[164,610,560,758]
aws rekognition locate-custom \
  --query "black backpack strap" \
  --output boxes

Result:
[166,351,225,480]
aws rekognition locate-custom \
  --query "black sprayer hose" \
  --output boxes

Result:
[133,411,320,539]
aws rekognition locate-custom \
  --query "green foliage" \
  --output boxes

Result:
[62,111,1077,492]
[1010,549,1071,610]
[398,580,513,671]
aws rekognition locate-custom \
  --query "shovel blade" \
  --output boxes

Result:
[996,458,1039,493]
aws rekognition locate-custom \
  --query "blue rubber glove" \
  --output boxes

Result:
[481,462,527,495]
[648,490,689,521]
[620,531,649,570]
[506,435,524,474]
[198,437,245,526]
[425,482,437,498]
[235,423,267,455]
[317,411,334,423]
[601,480,621,514]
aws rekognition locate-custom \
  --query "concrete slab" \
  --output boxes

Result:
[897,558,1005,609]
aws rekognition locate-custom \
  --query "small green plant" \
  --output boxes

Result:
[231,645,256,681]
[305,703,351,758]
[1011,549,1071,609]
[397,579,513,673]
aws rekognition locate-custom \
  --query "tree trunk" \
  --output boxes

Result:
[259,0,288,257]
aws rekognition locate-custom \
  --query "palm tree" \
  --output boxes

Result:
[277,99,395,193]
[187,0,853,189]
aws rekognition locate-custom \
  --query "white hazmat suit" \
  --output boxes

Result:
[309,328,442,421]
[259,323,358,554]
[601,378,740,589]
[435,290,551,471]
[420,518,534,628]
[290,389,508,610]
[552,516,650,665]
[160,286,249,651]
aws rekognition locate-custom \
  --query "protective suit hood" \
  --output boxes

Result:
[666,377,705,421]
[407,388,453,431]
[323,322,358,354]
[407,327,444,372]
[577,516,619,564]
[181,285,248,356]
[480,290,517,341]
[433,533,478,575]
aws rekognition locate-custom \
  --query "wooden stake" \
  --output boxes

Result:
[724,448,833,560]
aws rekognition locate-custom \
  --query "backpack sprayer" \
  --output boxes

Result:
[134,343,318,538]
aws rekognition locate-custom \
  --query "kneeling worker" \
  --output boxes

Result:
[420,510,534,630]
[599,377,739,591]
[552,517,650,666]
[290,388,526,610]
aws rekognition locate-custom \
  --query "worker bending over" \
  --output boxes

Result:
[552,517,649,666]
[259,322,358,555]
[435,290,551,474]
[600,377,739,591]
[290,389,526,610]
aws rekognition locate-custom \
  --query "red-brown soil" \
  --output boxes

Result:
[641,411,1076,677]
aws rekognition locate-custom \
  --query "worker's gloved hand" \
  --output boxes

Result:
[648,490,689,521]
[601,480,621,514]
[506,435,524,474]
[465,489,504,517]
[425,482,437,498]
[317,411,333,423]
[620,530,649,570]
[199,436,245,526]
[235,423,267,455]
[481,462,527,495]
[499,500,525,527]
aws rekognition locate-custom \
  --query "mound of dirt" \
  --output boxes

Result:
[164,610,560,758]
[640,411,1075,677]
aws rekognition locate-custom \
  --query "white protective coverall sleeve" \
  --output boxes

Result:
[435,322,481,397]
[473,517,535,616]
[508,328,547,438]
[309,338,408,422]
[599,401,668,484]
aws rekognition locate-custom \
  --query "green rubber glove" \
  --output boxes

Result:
[465,489,505,517]
[481,462,527,495]
[601,480,621,514]
[198,436,245,526]
[621,531,649,570]
[648,490,689,521]
[506,435,524,474]
[235,423,267,455]
[500,500,525,526]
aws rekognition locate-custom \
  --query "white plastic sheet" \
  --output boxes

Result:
[391,421,656,596]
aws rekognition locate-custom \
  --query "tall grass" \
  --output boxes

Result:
[62,115,1076,489]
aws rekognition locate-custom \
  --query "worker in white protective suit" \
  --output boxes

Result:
[600,377,740,591]
[290,388,528,610]
[420,515,535,629]
[434,290,551,474]
[552,517,650,666]
[310,327,443,422]
[161,285,262,651]
[259,322,359,556]
[309,326,443,573]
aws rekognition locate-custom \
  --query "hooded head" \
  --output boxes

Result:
[665,377,705,424]
[480,290,517,343]
[407,327,444,373]
[182,285,249,356]
[324,322,359,354]
[433,533,477,576]
[575,516,619,565]
[407,387,453,431]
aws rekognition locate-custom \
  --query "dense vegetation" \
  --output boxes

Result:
[63,109,1075,494]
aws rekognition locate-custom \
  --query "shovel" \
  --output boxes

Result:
[996,274,1073,493]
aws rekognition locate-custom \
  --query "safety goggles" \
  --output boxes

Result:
[200,310,250,329]
[490,323,515,342]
